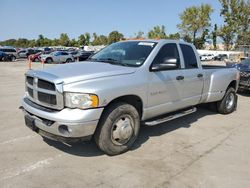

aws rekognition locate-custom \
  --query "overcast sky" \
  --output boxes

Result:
[0,0,223,40]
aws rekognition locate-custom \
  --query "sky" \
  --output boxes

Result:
[0,0,224,41]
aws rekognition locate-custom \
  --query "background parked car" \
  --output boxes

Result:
[0,47,17,61]
[28,50,53,62]
[0,51,17,62]
[214,54,228,61]
[40,51,74,63]
[0,51,8,61]
[200,54,214,61]
[231,58,250,92]
[18,49,42,58]
[71,50,94,61]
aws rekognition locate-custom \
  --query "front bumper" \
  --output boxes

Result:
[21,97,104,141]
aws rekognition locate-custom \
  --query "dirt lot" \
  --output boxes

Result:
[0,60,250,188]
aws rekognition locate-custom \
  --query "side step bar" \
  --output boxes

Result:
[145,107,197,126]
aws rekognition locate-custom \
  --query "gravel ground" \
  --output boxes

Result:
[0,60,250,188]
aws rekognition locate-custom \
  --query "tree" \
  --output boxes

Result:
[108,31,124,44]
[98,35,108,45]
[147,25,167,39]
[78,34,86,46]
[167,33,181,40]
[236,0,250,46]
[92,34,108,45]
[36,34,45,46]
[134,31,144,39]
[177,4,213,48]
[218,0,249,50]
[70,39,78,47]
[59,33,70,46]
[212,24,218,50]
[84,32,91,45]
[183,35,192,43]
[194,29,209,49]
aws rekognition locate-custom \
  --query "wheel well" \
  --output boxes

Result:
[228,80,237,90]
[104,95,143,119]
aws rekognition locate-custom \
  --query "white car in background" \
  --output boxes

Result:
[40,51,74,64]
[200,54,214,61]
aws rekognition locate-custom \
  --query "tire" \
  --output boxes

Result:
[217,87,237,114]
[94,102,140,156]
[46,58,53,64]
[11,55,16,61]
[65,58,72,63]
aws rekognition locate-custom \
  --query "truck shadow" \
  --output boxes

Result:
[43,106,216,157]
[237,89,250,97]
[132,106,216,151]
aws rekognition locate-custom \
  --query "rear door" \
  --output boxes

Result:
[61,52,69,62]
[179,44,204,106]
[53,52,61,62]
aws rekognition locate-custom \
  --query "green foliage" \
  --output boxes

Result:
[147,25,167,39]
[78,34,86,46]
[212,24,218,49]
[218,0,250,50]
[183,35,192,43]
[108,31,124,44]
[70,39,78,47]
[92,33,108,45]
[134,31,144,39]
[167,33,181,40]
[194,29,209,49]
[236,0,250,46]
[84,32,91,45]
[177,4,213,48]
[59,33,70,46]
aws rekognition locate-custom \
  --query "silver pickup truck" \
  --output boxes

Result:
[21,40,240,155]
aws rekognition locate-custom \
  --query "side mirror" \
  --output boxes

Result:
[151,58,179,72]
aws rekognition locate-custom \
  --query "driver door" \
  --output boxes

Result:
[147,43,186,119]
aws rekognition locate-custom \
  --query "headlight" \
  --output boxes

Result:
[64,93,99,109]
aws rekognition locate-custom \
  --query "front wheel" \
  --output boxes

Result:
[65,58,72,63]
[46,58,53,64]
[11,55,16,61]
[217,87,237,114]
[94,103,140,156]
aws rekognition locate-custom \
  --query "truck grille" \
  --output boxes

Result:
[37,79,55,91]
[25,76,63,110]
[240,71,250,82]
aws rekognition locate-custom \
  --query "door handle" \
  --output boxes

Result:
[197,73,203,78]
[176,75,184,80]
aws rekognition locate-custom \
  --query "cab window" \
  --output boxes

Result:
[152,43,180,68]
[180,44,198,69]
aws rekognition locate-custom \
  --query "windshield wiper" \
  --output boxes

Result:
[87,57,98,61]
[96,58,128,67]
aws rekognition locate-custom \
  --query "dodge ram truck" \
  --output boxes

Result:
[21,40,240,155]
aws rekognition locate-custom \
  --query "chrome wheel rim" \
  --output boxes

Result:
[226,93,235,110]
[111,115,134,145]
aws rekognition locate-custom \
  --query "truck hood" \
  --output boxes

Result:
[28,61,137,84]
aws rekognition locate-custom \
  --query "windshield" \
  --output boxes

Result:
[241,58,250,65]
[50,51,60,56]
[89,41,157,67]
